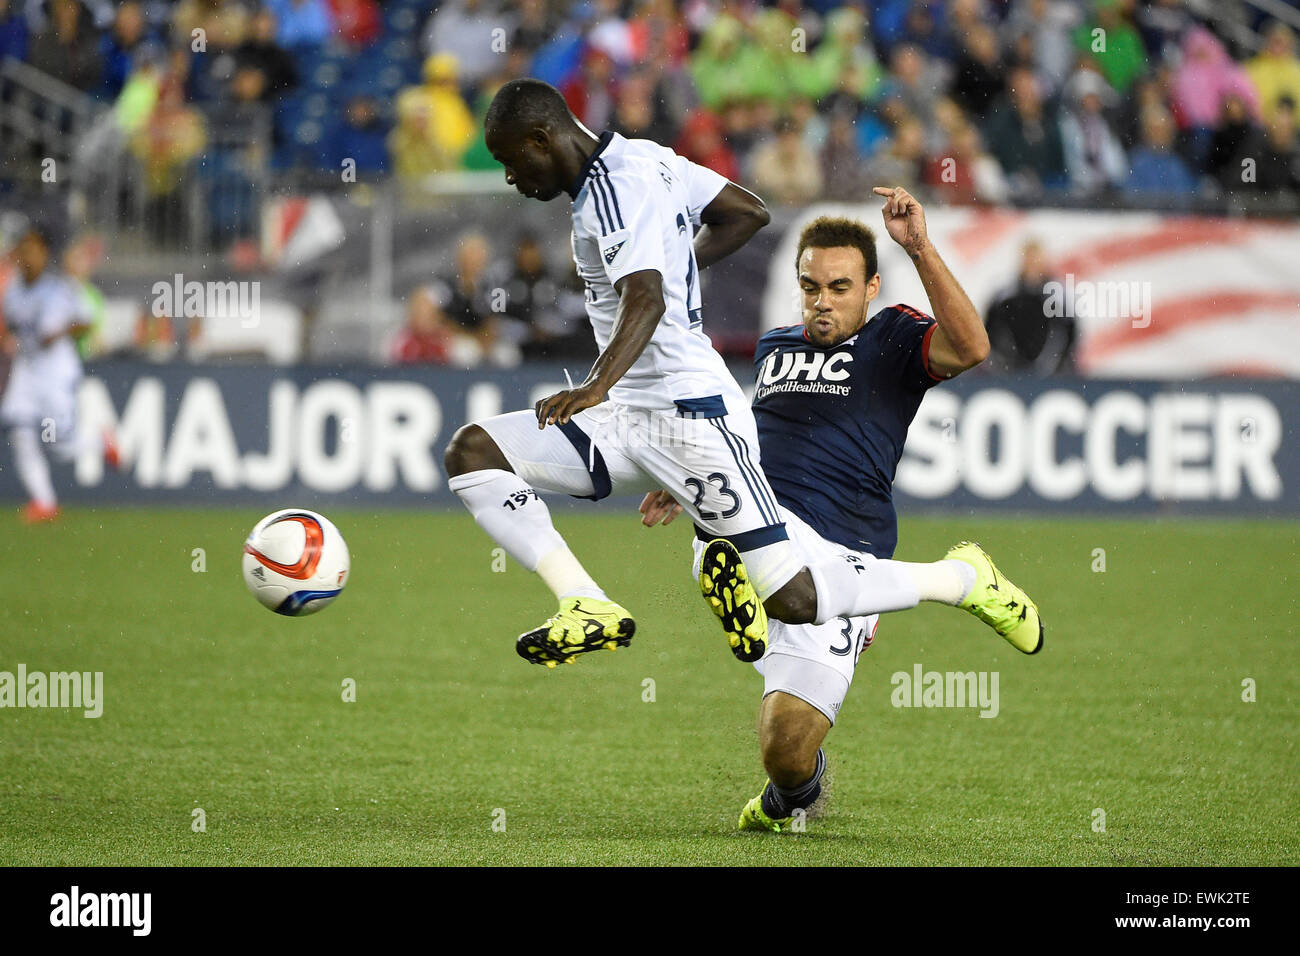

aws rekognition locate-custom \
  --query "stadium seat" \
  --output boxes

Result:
[294,119,325,147]
[303,94,331,119]
[374,66,406,95]
[311,61,345,90]
[383,38,417,63]
[385,7,420,33]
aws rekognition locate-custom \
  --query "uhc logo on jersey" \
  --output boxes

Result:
[760,349,854,384]
[756,348,854,399]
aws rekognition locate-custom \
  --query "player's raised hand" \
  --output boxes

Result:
[639,490,683,527]
[535,383,604,428]
[872,186,930,258]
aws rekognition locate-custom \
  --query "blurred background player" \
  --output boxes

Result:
[0,224,118,522]
[63,233,108,361]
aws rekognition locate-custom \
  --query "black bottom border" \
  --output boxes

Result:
[0,865,1286,942]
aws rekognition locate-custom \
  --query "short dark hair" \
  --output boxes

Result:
[484,78,574,140]
[795,216,878,282]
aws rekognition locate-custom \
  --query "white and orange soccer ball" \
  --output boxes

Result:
[242,509,350,616]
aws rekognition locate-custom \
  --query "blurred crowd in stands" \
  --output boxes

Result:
[386,225,1075,372]
[390,228,597,367]
[1,0,1298,206]
[0,212,1079,371]
[2,0,1299,372]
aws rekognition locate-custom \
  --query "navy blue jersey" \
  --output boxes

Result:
[752,304,943,559]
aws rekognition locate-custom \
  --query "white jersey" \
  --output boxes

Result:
[2,269,82,383]
[568,130,743,409]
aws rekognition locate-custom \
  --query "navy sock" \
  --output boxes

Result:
[761,749,826,819]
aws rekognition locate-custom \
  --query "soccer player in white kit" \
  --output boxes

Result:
[1,225,115,522]
[444,79,1035,670]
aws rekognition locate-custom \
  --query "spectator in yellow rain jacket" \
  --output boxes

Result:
[389,52,476,181]
[1246,22,1300,124]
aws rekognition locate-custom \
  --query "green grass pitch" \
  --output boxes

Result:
[1,507,1296,866]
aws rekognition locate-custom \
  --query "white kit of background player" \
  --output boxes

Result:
[1,225,117,522]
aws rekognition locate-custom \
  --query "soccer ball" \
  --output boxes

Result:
[242,509,350,616]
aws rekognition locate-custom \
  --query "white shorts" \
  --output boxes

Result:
[477,394,802,598]
[0,360,79,442]
[692,506,878,725]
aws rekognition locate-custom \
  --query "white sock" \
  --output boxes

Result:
[906,559,977,605]
[11,426,57,507]
[809,556,976,625]
[448,468,605,601]
[536,548,607,602]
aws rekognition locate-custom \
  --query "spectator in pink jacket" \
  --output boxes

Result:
[1170,26,1259,164]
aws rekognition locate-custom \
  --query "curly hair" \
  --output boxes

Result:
[795,216,878,281]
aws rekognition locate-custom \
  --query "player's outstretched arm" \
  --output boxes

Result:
[694,183,771,270]
[873,186,989,378]
[536,269,666,428]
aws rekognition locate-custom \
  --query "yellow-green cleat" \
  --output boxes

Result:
[515,597,635,668]
[738,791,792,833]
[945,541,1044,654]
[699,539,768,662]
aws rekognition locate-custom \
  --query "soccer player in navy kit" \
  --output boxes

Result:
[641,188,1044,833]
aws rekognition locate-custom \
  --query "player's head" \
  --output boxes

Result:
[484,78,583,202]
[795,216,881,348]
[12,223,52,281]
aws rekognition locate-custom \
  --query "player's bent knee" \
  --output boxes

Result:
[444,423,512,478]
[764,570,818,625]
